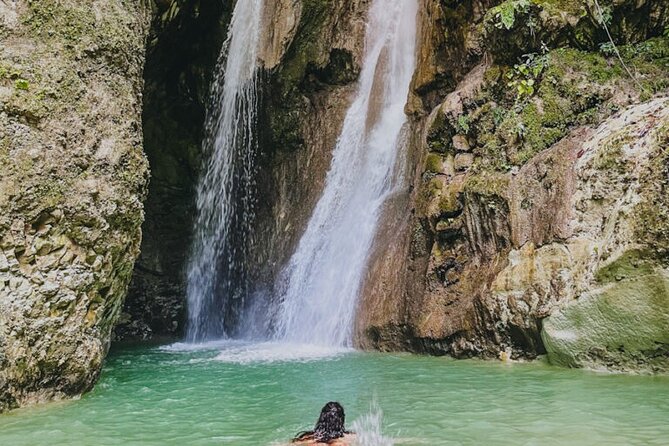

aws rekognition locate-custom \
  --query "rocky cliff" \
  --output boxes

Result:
[357,0,669,373]
[1,0,668,415]
[0,0,149,411]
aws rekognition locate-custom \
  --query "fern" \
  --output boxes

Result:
[492,0,530,30]
[498,2,517,29]
[457,115,471,134]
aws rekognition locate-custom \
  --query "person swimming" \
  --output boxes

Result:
[291,402,355,445]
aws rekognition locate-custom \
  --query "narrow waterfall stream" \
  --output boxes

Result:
[185,0,264,342]
[273,0,418,347]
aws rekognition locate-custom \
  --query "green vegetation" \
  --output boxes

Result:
[463,171,510,197]
[438,186,463,215]
[632,123,669,250]
[22,0,141,72]
[276,0,332,88]
[484,0,587,38]
[14,79,29,91]
[427,36,669,173]
[24,0,92,41]
[488,0,530,30]
[595,250,655,284]
[506,51,549,101]
[592,130,635,173]
[456,114,471,134]
[425,153,444,173]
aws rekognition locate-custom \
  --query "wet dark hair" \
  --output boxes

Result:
[293,402,349,443]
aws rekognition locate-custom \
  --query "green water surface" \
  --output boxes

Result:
[0,341,668,446]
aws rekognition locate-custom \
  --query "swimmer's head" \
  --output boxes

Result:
[313,401,346,442]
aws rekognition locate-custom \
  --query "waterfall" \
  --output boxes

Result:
[185,0,264,342]
[273,0,418,347]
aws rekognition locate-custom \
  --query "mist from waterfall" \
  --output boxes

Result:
[185,0,264,342]
[272,0,418,347]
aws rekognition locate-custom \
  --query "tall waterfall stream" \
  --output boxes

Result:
[186,0,417,348]
[272,0,418,347]
[185,0,264,342]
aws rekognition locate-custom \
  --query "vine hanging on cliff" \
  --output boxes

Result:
[590,0,646,93]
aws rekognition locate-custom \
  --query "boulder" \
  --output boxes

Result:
[0,0,150,411]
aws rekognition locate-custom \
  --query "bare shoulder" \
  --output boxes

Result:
[332,434,356,445]
[290,433,356,445]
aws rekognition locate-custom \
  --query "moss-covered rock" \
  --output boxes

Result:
[484,0,669,64]
[539,106,669,373]
[542,263,669,373]
[427,37,669,173]
[249,0,369,297]
[362,1,669,371]
[263,0,366,153]
[0,0,150,411]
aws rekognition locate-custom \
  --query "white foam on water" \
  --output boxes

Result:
[213,341,353,364]
[161,340,351,364]
[160,339,244,353]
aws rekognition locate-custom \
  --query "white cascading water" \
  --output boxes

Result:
[273,0,418,347]
[185,0,264,342]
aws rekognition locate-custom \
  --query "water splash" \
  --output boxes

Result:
[273,0,418,346]
[352,403,395,446]
[185,0,264,342]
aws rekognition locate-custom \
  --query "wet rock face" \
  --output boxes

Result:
[0,0,366,412]
[119,0,368,340]
[0,1,149,411]
[245,0,369,327]
[358,0,669,372]
[483,99,669,370]
[116,0,233,341]
[539,100,669,373]
[412,0,498,109]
